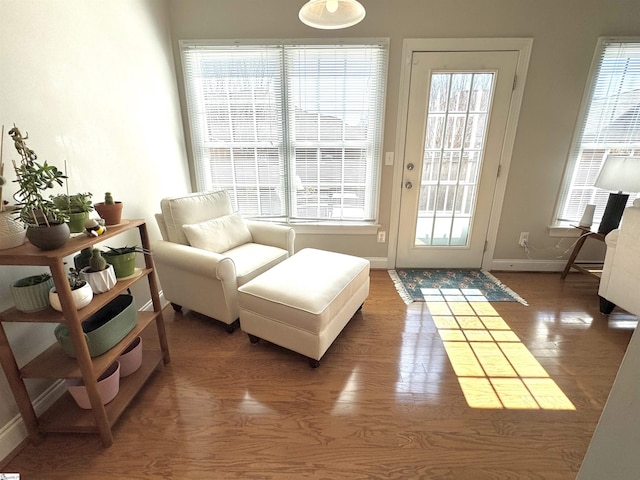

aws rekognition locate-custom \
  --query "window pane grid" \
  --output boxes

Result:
[557,39,640,224]
[182,41,387,222]
[418,72,493,246]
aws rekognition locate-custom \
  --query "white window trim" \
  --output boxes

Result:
[178,38,389,232]
[552,36,640,232]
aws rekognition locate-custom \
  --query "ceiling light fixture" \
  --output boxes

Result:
[299,0,366,30]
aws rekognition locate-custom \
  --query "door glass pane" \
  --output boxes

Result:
[416,72,495,247]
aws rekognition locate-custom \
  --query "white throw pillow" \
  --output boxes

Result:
[182,212,253,253]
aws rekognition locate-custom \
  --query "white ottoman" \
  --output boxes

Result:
[237,248,370,367]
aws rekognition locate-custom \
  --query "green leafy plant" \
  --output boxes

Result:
[66,268,86,290]
[8,125,68,226]
[13,273,52,287]
[103,245,151,256]
[50,192,93,214]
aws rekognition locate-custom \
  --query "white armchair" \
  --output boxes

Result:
[154,190,295,332]
[598,199,640,316]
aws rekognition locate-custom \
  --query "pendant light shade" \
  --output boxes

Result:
[299,0,366,30]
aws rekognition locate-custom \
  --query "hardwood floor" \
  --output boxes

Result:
[3,270,635,479]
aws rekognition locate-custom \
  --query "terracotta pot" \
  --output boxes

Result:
[26,222,70,250]
[94,202,123,226]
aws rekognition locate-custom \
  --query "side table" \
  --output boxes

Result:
[560,226,607,279]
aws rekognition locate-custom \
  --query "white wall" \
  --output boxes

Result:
[169,0,640,264]
[0,0,190,460]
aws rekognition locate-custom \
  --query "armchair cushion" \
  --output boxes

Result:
[183,212,252,254]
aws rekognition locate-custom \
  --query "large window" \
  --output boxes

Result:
[556,39,640,226]
[180,40,388,222]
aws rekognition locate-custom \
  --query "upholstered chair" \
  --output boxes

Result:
[154,190,295,332]
[598,199,640,316]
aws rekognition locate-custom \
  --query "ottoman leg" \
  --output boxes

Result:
[171,303,182,312]
[248,334,260,344]
[308,358,320,368]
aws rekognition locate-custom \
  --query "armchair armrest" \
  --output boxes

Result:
[152,240,236,281]
[245,220,295,255]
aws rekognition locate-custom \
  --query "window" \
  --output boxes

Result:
[180,40,388,222]
[556,38,640,226]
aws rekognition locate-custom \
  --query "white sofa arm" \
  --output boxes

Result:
[245,221,295,255]
[152,240,236,281]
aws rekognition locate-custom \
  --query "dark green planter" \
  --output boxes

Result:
[104,251,136,278]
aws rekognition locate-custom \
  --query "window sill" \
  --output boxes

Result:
[548,225,589,238]
[249,218,381,235]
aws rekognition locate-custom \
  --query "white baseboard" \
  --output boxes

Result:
[0,380,66,463]
[367,257,388,269]
[490,259,568,272]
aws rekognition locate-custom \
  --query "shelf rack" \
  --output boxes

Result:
[0,219,170,447]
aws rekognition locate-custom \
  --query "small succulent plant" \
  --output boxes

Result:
[88,248,107,272]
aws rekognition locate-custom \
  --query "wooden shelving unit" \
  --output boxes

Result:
[0,219,170,447]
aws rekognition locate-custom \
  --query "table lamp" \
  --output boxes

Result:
[594,155,640,234]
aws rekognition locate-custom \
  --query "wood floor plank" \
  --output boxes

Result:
[2,270,634,479]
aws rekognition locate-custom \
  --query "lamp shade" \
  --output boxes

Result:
[594,156,640,193]
[299,0,366,29]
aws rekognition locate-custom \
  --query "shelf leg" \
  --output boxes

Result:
[139,222,171,365]
[50,259,114,447]
[0,322,43,445]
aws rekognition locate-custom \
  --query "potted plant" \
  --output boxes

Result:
[7,125,70,250]
[49,267,93,311]
[10,272,55,312]
[94,192,123,226]
[79,248,117,294]
[102,245,150,279]
[0,138,27,249]
[51,192,93,233]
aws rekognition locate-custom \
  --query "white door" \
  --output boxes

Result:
[396,51,518,268]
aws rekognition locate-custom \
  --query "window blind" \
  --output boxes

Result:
[556,39,640,225]
[181,40,388,222]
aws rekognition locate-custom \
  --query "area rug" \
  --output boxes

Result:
[388,268,528,306]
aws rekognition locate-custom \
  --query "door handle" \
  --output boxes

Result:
[405,181,413,189]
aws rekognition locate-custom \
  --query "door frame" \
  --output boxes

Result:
[388,38,533,270]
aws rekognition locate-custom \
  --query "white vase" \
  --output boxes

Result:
[49,282,94,311]
[0,210,27,250]
[579,204,596,228]
[80,264,117,294]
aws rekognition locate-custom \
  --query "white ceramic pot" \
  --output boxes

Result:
[49,282,94,311]
[0,211,27,250]
[80,264,117,294]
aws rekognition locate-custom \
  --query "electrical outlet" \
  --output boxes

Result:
[377,231,386,243]
[519,232,529,248]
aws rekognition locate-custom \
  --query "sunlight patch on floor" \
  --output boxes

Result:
[427,294,576,411]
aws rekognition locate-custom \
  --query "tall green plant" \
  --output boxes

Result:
[8,125,68,226]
